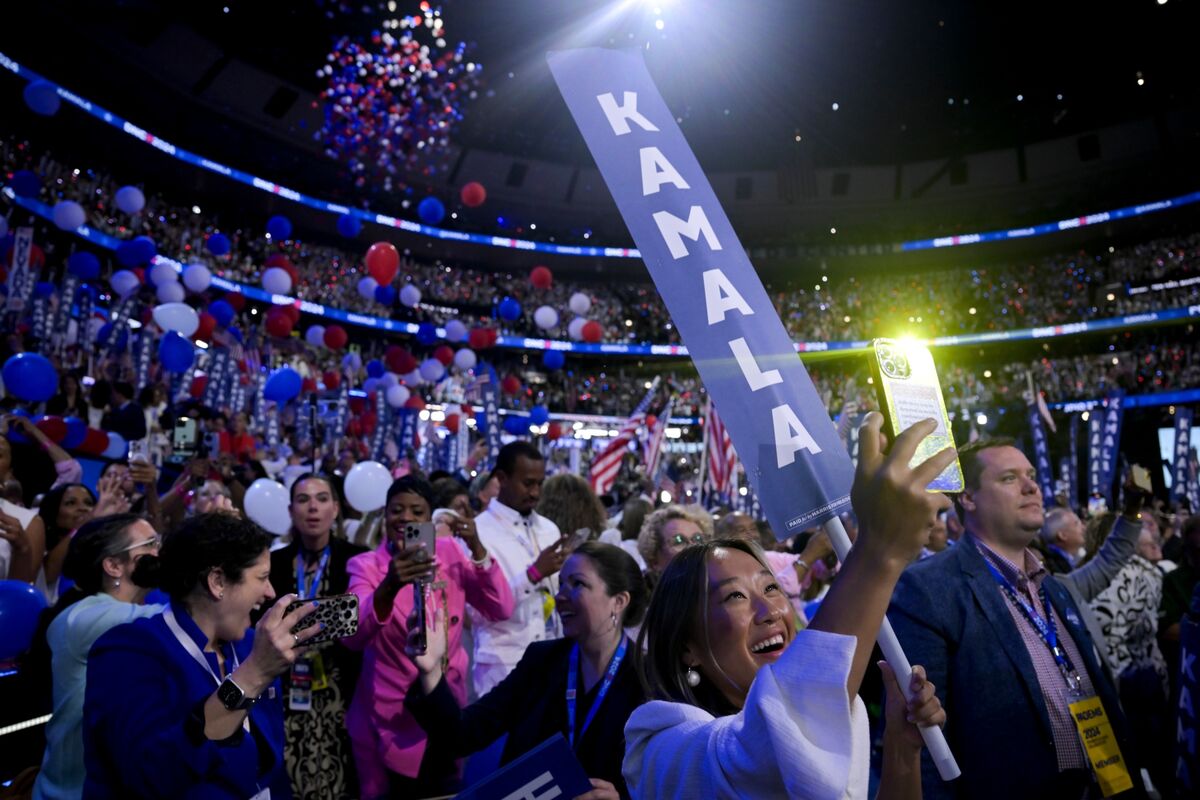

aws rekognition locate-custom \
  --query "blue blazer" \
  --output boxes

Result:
[82,606,289,800]
[888,536,1142,800]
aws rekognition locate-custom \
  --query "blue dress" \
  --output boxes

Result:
[82,605,290,799]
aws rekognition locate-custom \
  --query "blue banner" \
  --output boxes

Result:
[455,734,592,800]
[30,295,49,343]
[1027,404,1055,506]
[370,389,388,461]
[134,331,154,393]
[333,383,350,442]
[1172,408,1194,506]
[76,286,92,349]
[481,368,501,471]
[1067,416,1079,510]
[1097,394,1124,504]
[549,48,853,533]
[55,274,79,354]
[1087,413,1104,501]
[201,349,228,410]
[1176,614,1200,796]
[397,407,418,460]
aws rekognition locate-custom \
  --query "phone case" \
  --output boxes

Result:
[402,522,437,556]
[285,593,359,648]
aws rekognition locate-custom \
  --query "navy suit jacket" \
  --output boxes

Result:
[888,536,1142,800]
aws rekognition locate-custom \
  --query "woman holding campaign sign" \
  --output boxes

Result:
[404,541,648,800]
[624,414,950,800]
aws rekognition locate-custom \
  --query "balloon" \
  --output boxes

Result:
[114,186,146,214]
[194,312,216,342]
[111,270,140,299]
[582,321,603,343]
[324,325,348,350]
[433,345,454,367]
[131,236,157,264]
[405,395,426,412]
[2,353,58,402]
[280,305,300,325]
[96,324,128,351]
[266,215,292,240]
[228,325,244,344]
[182,263,212,292]
[23,80,60,116]
[363,377,380,394]
[419,358,445,383]
[305,325,326,347]
[381,372,399,388]
[357,276,378,299]
[264,367,302,403]
[530,266,553,289]
[208,299,235,328]
[534,305,558,330]
[78,429,110,457]
[567,317,587,341]
[243,479,292,536]
[341,351,362,371]
[504,415,530,435]
[460,181,487,207]
[366,359,385,379]
[190,375,207,398]
[529,405,550,426]
[569,292,592,316]
[399,284,421,308]
[417,196,445,225]
[68,251,100,280]
[386,384,410,408]
[444,319,467,342]
[374,285,396,306]
[343,461,392,513]
[115,241,143,268]
[416,322,438,346]
[102,432,128,460]
[265,310,293,338]
[337,213,362,238]
[445,414,461,434]
[542,350,565,371]
[36,416,67,443]
[385,346,417,375]
[11,170,40,198]
[262,267,292,295]
[153,303,200,336]
[365,242,399,285]
[33,281,55,298]
[158,331,195,373]
[0,580,49,659]
[468,328,492,350]
[52,200,86,231]
[501,375,521,396]
[453,348,476,371]
[225,293,246,312]
[498,297,522,322]
[206,233,231,256]
[149,261,178,287]
[322,370,340,390]
[60,417,88,450]
[546,422,564,441]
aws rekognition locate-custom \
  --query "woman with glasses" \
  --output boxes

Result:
[637,506,709,586]
[32,513,164,800]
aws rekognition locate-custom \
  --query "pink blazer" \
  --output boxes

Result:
[343,537,514,778]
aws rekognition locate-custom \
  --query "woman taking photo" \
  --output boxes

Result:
[264,473,366,800]
[624,415,950,800]
[343,475,513,799]
[83,512,320,798]
[406,542,648,800]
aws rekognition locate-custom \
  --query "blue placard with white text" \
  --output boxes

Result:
[455,733,592,800]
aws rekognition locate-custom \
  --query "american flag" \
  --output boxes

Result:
[589,377,659,496]
[643,395,675,479]
[705,397,737,501]
[463,370,491,401]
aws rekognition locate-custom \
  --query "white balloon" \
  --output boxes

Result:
[110,270,141,298]
[444,319,468,342]
[243,479,291,535]
[534,305,559,330]
[357,276,378,299]
[182,263,212,293]
[305,325,326,347]
[381,372,400,388]
[453,348,477,371]
[150,261,178,286]
[152,302,200,336]
[568,317,587,341]
[342,352,363,371]
[399,284,422,308]
[569,292,592,316]
[156,281,186,303]
[52,200,86,231]
[386,384,410,408]
[363,377,380,394]
[262,267,292,295]
[419,358,445,383]
[402,369,422,386]
[114,186,146,214]
[344,461,393,513]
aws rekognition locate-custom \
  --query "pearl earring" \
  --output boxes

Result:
[218,592,224,599]
[685,667,701,688]
[610,611,618,628]
[114,578,121,589]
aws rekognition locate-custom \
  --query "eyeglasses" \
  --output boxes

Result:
[669,533,706,547]
[114,535,162,555]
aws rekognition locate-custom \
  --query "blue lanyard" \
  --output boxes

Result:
[566,637,628,750]
[296,546,331,600]
[983,560,1082,691]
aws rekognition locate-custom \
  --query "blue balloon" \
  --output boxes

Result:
[208,299,235,328]
[68,251,101,280]
[418,196,445,225]
[207,233,231,256]
[264,367,302,403]
[266,215,292,240]
[11,170,40,198]
[503,414,530,435]
[374,285,396,306]
[23,80,60,116]
[337,213,362,238]
[542,350,565,371]
[97,323,128,351]
[131,236,156,264]
[102,432,128,460]
[34,281,55,298]
[529,405,550,426]
[227,325,244,344]
[416,323,439,346]
[498,297,522,322]
[2,353,58,402]
[158,331,195,373]
[61,416,88,450]
[0,580,49,659]
[362,377,380,395]
[115,240,141,268]
[366,359,385,379]
[5,409,33,444]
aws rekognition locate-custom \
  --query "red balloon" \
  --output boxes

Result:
[365,241,400,285]
[225,292,246,312]
[501,375,521,396]
[194,312,216,342]
[530,266,552,289]
[546,422,563,441]
[132,267,145,284]
[361,410,378,436]
[264,253,292,271]
[324,324,348,350]
[581,321,603,343]
[385,345,417,375]
[645,415,658,430]
[404,395,426,411]
[349,395,366,414]
[78,428,110,456]
[280,305,300,324]
[444,414,460,434]
[468,327,492,350]
[36,416,67,443]
[302,378,317,393]
[487,328,499,347]
[460,181,487,208]
[265,310,293,338]
[190,375,207,398]
[433,345,454,367]
[323,370,340,389]
[346,418,362,437]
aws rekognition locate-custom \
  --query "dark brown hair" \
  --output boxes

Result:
[953,436,1016,518]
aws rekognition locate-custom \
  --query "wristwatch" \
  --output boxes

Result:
[217,676,257,711]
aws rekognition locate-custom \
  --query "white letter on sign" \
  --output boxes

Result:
[499,771,562,800]
[596,91,660,136]
[703,269,753,324]
[772,404,823,467]
[652,206,722,260]
[640,147,689,196]
[729,338,782,391]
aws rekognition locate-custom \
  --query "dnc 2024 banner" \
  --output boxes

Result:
[548,48,855,534]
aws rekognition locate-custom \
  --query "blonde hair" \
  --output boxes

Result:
[638,505,710,569]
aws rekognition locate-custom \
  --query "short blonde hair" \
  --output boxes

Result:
[637,505,710,569]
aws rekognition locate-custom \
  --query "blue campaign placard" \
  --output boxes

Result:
[455,734,593,800]
[548,48,855,534]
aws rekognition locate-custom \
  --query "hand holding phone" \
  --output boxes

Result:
[283,593,359,648]
[564,528,591,552]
